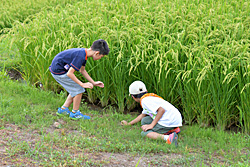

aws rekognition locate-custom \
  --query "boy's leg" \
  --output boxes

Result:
[72,93,82,110]
[51,73,87,118]
[57,94,73,116]
[63,94,73,108]
[69,93,90,120]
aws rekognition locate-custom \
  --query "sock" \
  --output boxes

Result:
[163,135,169,141]
[61,106,68,109]
[72,109,78,113]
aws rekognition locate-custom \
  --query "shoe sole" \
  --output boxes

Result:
[70,117,79,120]
[56,112,69,116]
[70,117,91,120]
[172,133,178,146]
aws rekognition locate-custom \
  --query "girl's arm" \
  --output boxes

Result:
[141,107,165,132]
[121,114,146,125]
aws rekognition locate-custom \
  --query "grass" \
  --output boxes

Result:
[0,77,249,166]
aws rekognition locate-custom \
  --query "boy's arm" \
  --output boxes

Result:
[79,66,104,88]
[67,67,93,88]
[141,107,165,132]
[121,114,146,125]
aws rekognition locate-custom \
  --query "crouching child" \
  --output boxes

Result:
[121,81,182,146]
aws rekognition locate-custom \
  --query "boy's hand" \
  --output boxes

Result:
[82,82,93,89]
[141,124,154,132]
[121,120,128,125]
[93,81,104,88]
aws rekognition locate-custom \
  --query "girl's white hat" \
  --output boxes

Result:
[129,81,147,95]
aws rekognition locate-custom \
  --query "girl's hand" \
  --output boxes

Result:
[141,124,154,132]
[93,81,104,88]
[121,120,128,125]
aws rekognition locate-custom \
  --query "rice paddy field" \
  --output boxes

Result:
[1,0,250,134]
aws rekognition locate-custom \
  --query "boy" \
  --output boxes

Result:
[121,81,182,145]
[49,39,110,120]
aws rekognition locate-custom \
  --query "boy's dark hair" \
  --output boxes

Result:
[91,39,110,55]
[131,92,147,98]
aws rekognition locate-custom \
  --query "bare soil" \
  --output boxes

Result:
[7,69,23,81]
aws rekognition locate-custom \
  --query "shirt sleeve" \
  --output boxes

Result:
[141,97,161,114]
[70,50,86,71]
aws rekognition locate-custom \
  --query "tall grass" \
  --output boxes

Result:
[5,0,250,133]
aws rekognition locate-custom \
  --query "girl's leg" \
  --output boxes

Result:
[141,116,178,145]
[141,116,153,125]
[146,131,178,145]
[146,132,164,140]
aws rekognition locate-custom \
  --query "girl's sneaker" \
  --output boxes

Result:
[164,127,181,135]
[57,107,70,116]
[166,132,178,146]
[69,111,91,120]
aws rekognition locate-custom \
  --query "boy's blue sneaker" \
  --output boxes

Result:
[57,107,70,116]
[69,111,91,120]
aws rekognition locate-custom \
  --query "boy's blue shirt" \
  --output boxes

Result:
[49,48,87,75]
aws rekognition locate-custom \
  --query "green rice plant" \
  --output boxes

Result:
[178,68,213,126]
[0,0,80,30]
[207,63,238,131]
[0,34,20,71]
[7,4,86,90]
[82,31,136,110]
[5,0,250,132]
[237,57,250,133]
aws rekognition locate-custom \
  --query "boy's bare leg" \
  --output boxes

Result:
[146,132,164,140]
[72,93,82,111]
[63,94,73,108]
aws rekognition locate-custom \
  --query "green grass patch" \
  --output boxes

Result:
[0,78,249,166]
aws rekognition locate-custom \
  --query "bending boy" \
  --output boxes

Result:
[121,81,182,145]
[49,39,110,120]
